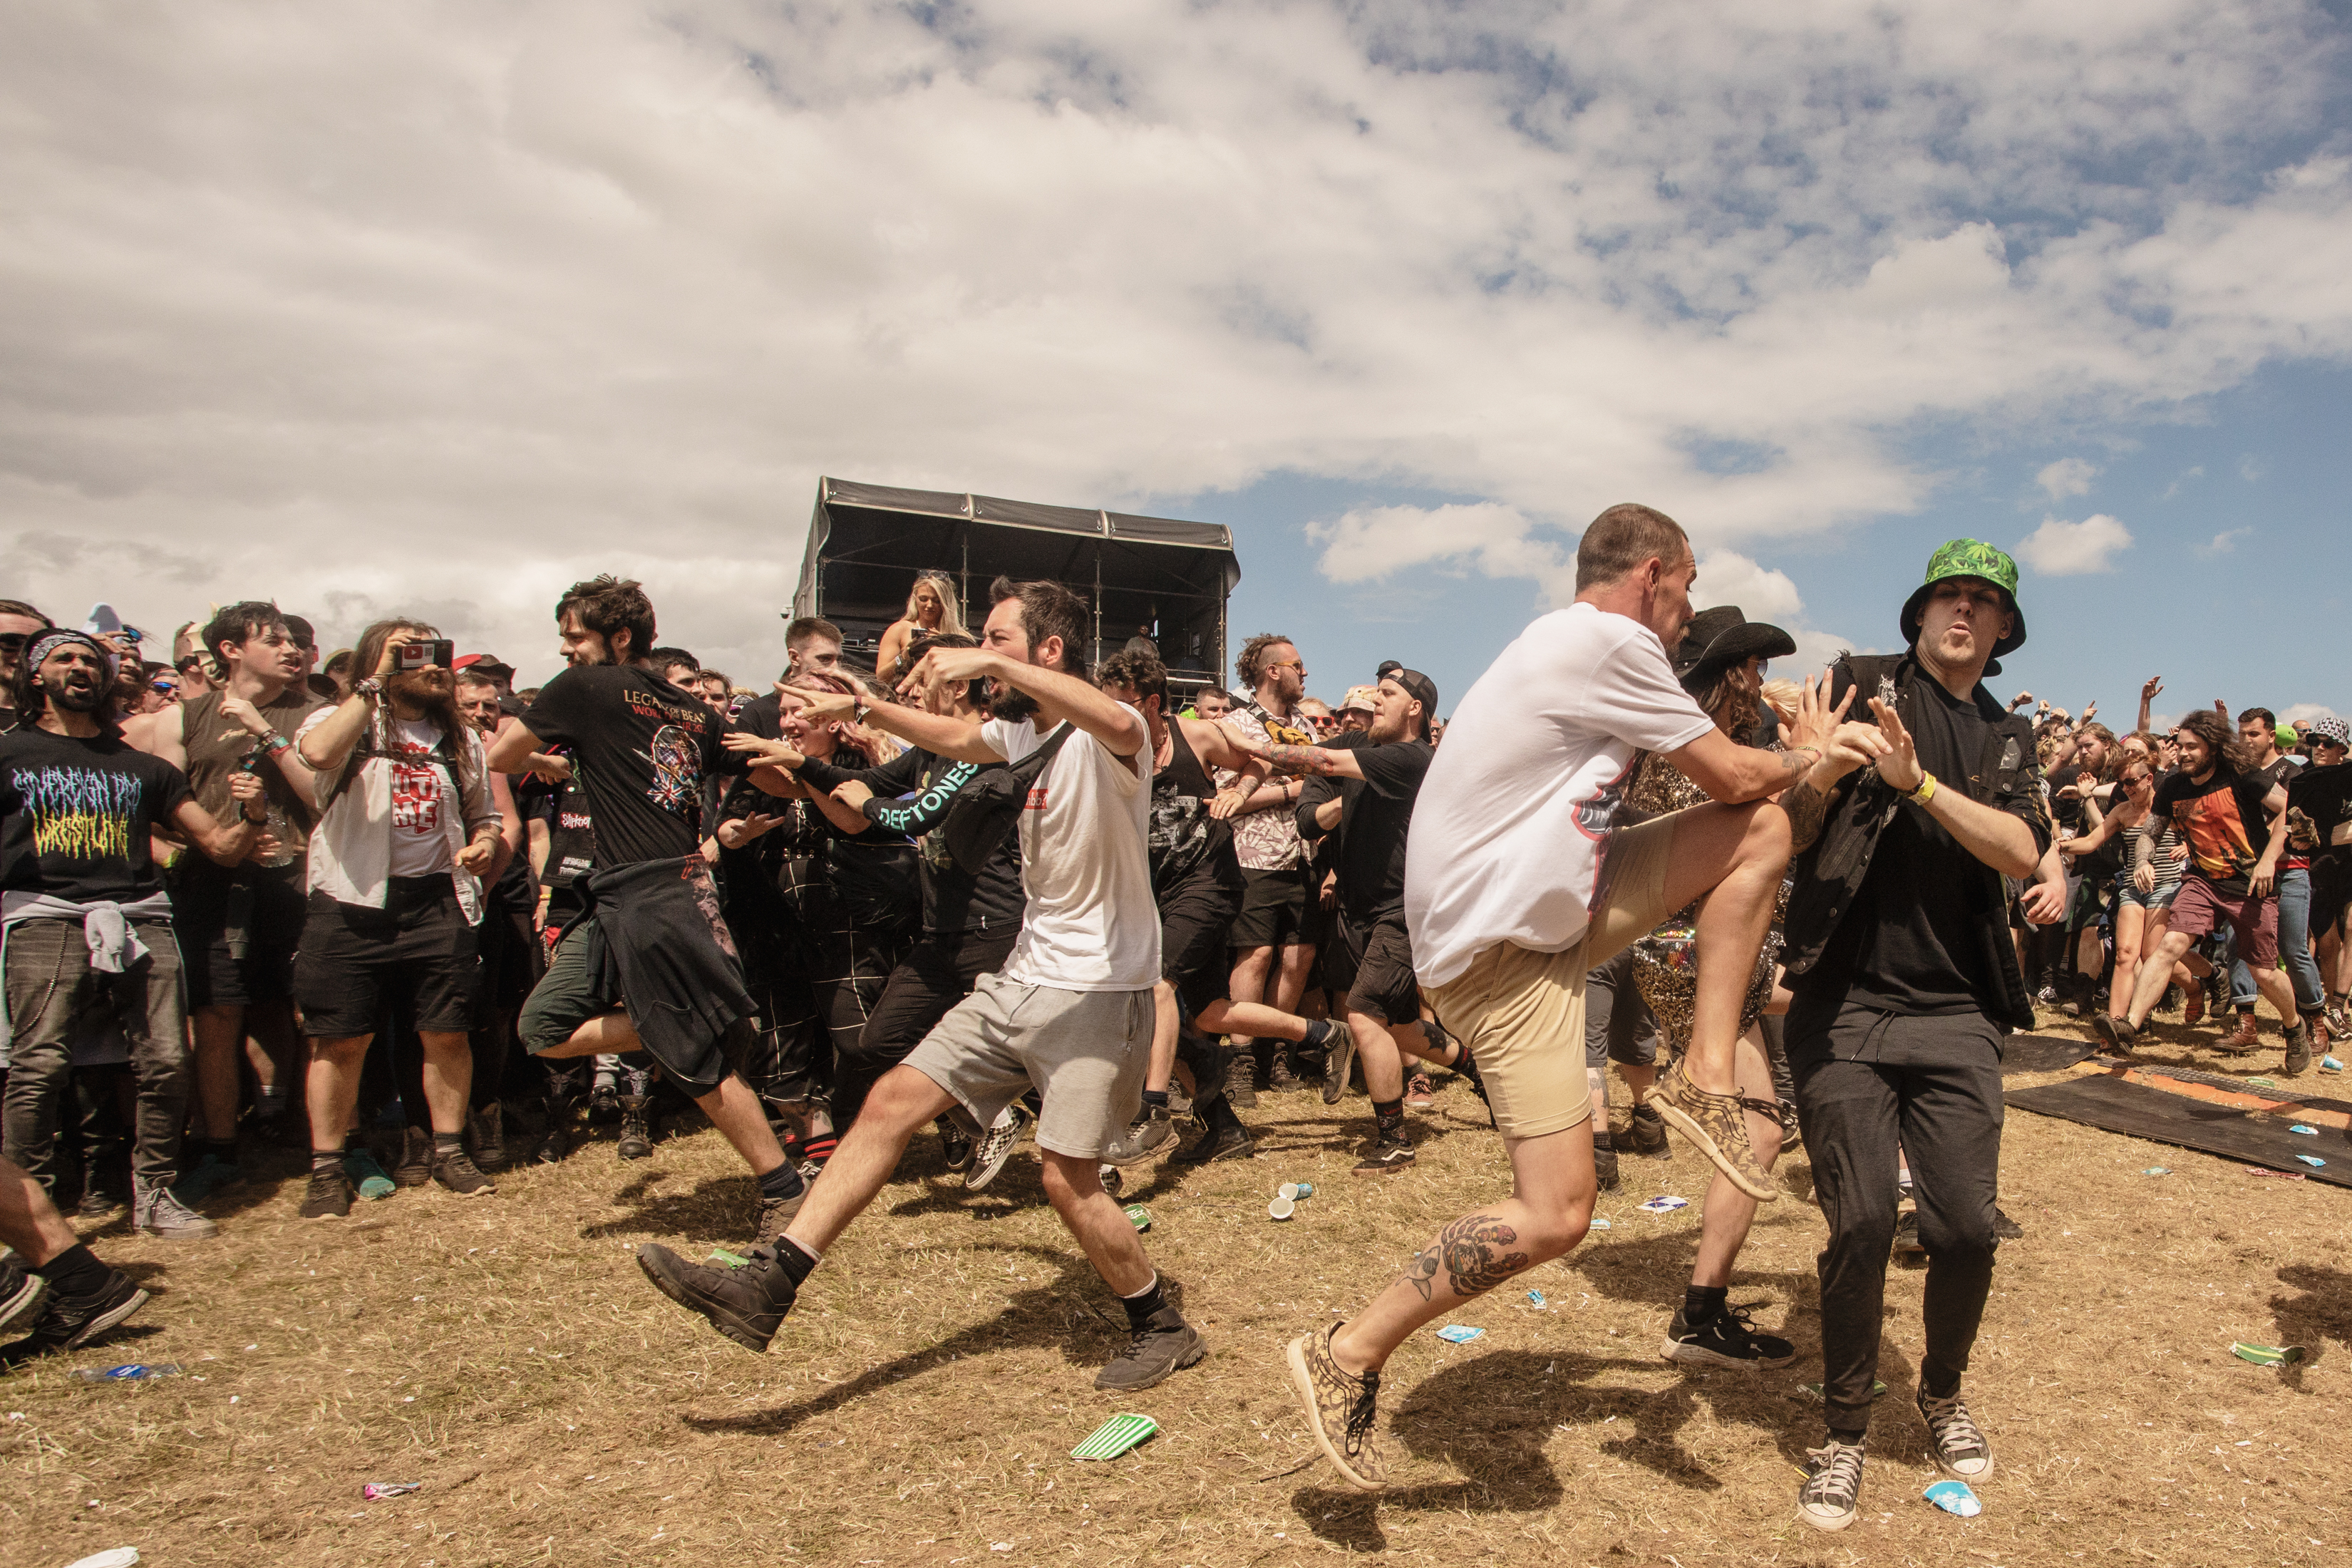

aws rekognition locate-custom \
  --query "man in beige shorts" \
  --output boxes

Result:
[1285,502,1867,1492]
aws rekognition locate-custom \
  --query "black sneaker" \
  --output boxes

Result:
[433,1147,497,1197]
[937,1116,974,1173]
[1,1267,148,1363]
[0,1254,46,1334]
[2284,1021,2314,1076]
[300,1167,353,1219]
[1594,1140,1621,1192]
[1797,1438,1867,1532]
[617,1098,654,1161]
[2092,1011,2140,1051]
[1102,1107,1177,1167]
[391,1125,433,1187]
[1628,1103,1670,1156]
[636,1242,796,1353]
[76,1187,128,1224]
[1991,1207,2023,1241]
[1892,1210,1927,1260]
[965,1102,1032,1192]
[1320,1021,1356,1106]
[1172,1121,1257,1164]
[1267,1054,1304,1093]
[1916,1383,1993,1479]
[1351,1130,1415,1176]
[1224,1056,1259,1110]
[534,1119,574,1165]
[1093,1304,1207,1392]
[468,1104,510,1173]
[1661,1303,1795,1367]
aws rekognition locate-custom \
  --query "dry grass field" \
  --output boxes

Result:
[7,1005,2352,1567]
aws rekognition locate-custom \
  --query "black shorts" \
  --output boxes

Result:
[2312,850,2352,940]
[1160,856,1245,1019]
[1324,912,1420,1026]
[1582,944,1660,1070]
[473,898,545,1025]
[1231,865,1314,951]
[171,857,306,1010]
[294,879,481,1037]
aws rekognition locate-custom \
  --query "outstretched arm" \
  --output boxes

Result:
[1226,728,1365,780]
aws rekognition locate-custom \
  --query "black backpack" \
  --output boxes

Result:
[940,723,1076,876]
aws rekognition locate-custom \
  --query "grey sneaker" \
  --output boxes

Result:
[964,1102,1031,1192]
[432,1147,497,1197]
[753,1179,808,1246]
[1101,1107,1176,1167]
[467,1103,510,1172]
[1916,1385,1993,1480]
[1321,1020,1356,1105]
[1093,1304,1206,1392]
[1224,1055,1259,1110]
[1286,1322,1385,1491]
[1797,1438,1867,1531]
[0,1253,48,1334]
[133,1178,219,1240]
[2284,1021,2313,1077]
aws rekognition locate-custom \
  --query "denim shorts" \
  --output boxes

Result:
[2113,875,2179,912]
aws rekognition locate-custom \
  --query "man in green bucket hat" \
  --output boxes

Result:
[1774,538,2052,1532]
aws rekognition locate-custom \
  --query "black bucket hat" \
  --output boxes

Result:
[1673,606,1797,691]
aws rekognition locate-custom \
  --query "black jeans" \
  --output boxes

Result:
[835,926,1019,1130]
[1788,996,2003,1438]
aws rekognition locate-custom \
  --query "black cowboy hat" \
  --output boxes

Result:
[1673,605,1797,688]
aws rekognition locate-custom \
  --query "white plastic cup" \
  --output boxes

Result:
[1267,1195,1296,1221]
[1278,1182,1313,1201]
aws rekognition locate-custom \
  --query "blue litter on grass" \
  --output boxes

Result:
[1590,1217,1611,1230]
[69,1363,181,1382]
[1924,1479,1981,1517]
[2322,1056,2344,1073]
[1435,1325,1485,1343]
[2290,1125,2319,1136]
[2297,1155,2327,1167]
[1527,1290,1547,1308]
[1636,1196,1690,1213]
[2142,1167,2170,1175]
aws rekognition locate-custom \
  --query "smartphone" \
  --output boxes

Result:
[397,639,457,671]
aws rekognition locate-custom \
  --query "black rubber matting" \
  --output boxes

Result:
[2006,1073,2352,1185]
[2000,1033,2098,1076]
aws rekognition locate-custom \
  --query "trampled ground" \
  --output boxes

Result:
[7,1005,2352,1567]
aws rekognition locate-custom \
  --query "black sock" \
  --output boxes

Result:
[758,1162,805,1200]
[34,1242,110,1297]
[433,1131,463,1158]
[1301,1018,1334,1051]
[1683,1284,1728,1325]
[311,1149,344,1177]
[1921,1365,1962,1401]
[204,1137,239,1165]
[773,1237,820,1286]
[1593,1127,1614,1151]
[1373,1098,1404,1138]
[1120,1272,1168,1329]
[1140,1088,1169,1113]
[1828,1427,1868,1448]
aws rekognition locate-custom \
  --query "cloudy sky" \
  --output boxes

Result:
[6,2,2348,725]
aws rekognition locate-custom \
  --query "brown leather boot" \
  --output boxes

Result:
[2213,1011,2261,1055]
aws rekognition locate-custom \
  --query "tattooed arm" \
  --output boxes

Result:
[1227,731,1366,780]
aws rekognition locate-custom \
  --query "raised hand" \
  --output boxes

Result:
[1867,696,1924,793]
[796,691,857,727]
[722,730,805,770]
[2142,675,2163,703]
[1785,673,1855,755]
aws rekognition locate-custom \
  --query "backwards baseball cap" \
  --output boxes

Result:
[1386,667,1439,724]
[1899,539,2026,658]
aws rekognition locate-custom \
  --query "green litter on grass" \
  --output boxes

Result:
[1072,1413,1160,1460]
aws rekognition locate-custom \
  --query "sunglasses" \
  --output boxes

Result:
[0,633,27,656]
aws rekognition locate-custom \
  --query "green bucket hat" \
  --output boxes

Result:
[1899,538,2026,658]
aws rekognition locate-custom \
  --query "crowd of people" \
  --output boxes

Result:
[1,510,2343,1530]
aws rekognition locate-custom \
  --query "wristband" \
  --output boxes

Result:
[1905,770,1937,805]
[353,676,383,701]
[259,731,292,756]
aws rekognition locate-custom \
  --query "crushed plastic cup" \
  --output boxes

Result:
[1435,1324,1484,1343]
[2321,1056,2344,1073]
[1071,1412,1158,1460]
[2296,1154,2327,1167]
[1098,1162,1123,1197]
[705,1249,751,1269]
[1267,1195,1296,1221]
[2289,1125,2319,1135]
[1278,1182,1314,1201]
[361,1482,421,1500]
[2230,1341,2310,1366]
[1122,1204,1152,1233]
[2142,1167,2170,1175]
[1589,1217,1611,1230]
[1924,1479,1981,1516]
[1636,1195,1690,1213]
[1526,1289,1547,1308]
[63,1551,141,1568]
[69,1364,180,1383]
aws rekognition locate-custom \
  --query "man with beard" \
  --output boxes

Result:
[133,602,323,1200]
[489,577,812,1240]
[636,579,1207,1396]
[291,621,506,1216]
[2,631,266,1242]
[0,601,55,733]
[1214,634,1324,1100]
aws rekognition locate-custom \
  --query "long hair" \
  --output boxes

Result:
[352,619,480,798]
[1686,660,1765,745]
[902,571,967,639]
[9,639,125,738]
[2076,722,2120,781]
[784,671,894,767]
[2177,708,2256,775]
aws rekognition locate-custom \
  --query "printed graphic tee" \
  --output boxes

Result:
[522,666,746,869]
[385,717,457,877]
[2153,765,2280,897]
[0,728,194,903]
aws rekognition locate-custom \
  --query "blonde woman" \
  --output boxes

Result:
[876,572,965,684]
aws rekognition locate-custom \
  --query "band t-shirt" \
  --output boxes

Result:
[521,666,746,870]
[385,718,457,877]
[0,728,194,904]
[983,711,1159,991]
[1339,738,1433,925]
[2154,765,2278,897]
[1407,603,1714,987]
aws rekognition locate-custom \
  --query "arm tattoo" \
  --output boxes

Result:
[1394,1214,1532,1302]
[1247,738,1346,776]
[1780,776,1831,853]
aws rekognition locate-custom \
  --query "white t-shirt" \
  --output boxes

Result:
[1405,602,1716,987]
[983,708,1160,991]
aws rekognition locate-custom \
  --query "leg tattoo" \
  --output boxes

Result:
[1401,1214,1532,1301]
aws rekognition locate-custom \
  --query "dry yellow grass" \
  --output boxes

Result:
[6,1005,2351,1567]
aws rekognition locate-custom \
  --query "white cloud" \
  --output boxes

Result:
[2160,465,2205,499]
[2016,514,2135,575]
[0,4,2348,674]
[2036,458,2099,500]
[2199,525,2254,555]
[1309,502,1573,602]
[2282,703,2341,728]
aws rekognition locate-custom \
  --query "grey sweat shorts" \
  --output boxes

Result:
[901,972,1152,1161]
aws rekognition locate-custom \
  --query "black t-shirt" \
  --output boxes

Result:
[1339,738,1433,924]
[521,666,744,869]
[2289,763,2352,859]
[2153,765,2278,897]
[0,728,195,903]
[1802,676,2051,1016]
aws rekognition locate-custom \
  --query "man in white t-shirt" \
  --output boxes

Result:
[637,579,1206,1395]
[1286,503,1869,1492]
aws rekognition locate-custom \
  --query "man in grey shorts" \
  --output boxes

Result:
[635,577,1207,1394]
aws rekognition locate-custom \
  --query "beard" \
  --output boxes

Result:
[990,679,1041,724]
[43,673,102,713]
[390,669,453,705]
